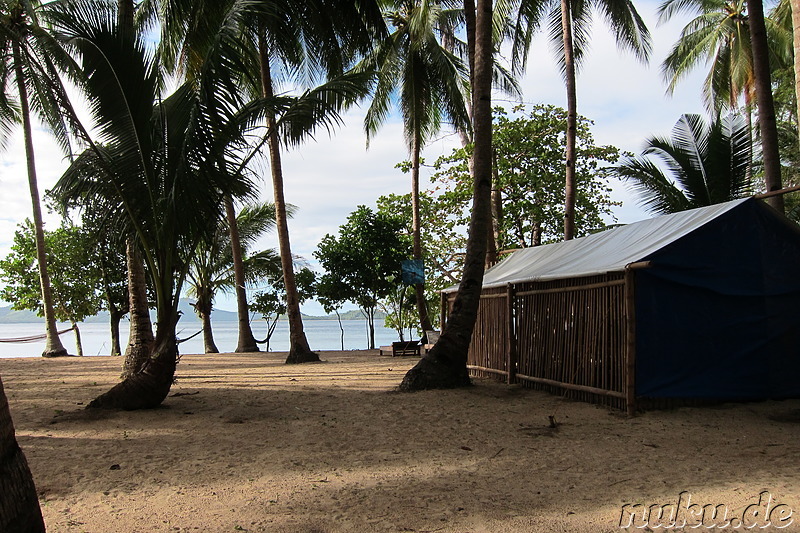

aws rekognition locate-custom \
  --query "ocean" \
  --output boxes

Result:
[0,319,404,358]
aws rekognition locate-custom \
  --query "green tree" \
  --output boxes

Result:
[187,202,283,354]
[0,375,44,533]
[610,113,753,215]
[315,206,411,349]
[355,0,471,341]
[0,220,104,356]
[0,0,86,357]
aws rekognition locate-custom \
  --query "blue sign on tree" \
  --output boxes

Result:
[401,259,424,285]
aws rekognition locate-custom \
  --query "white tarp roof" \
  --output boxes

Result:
[460,198,749,291]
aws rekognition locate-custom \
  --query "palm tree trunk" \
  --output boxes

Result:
[90,312,178,410]
[71,320,83,357]
[792,0,800,144]
[258,33,318,364]
[0,376,45,533]
[400,0,493,391]
[561,0,578,240]
[411,134,434,339]
[13,42,68,358]
[109,308,124,357]
[195,290,219,353]
[121,240,154,379]
[747,0,784,212]
[224,198,259,352]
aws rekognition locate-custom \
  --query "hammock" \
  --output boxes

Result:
[0,325,76,343]
[176,329,202,344]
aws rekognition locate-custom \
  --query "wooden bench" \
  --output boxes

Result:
[379,341,421,357]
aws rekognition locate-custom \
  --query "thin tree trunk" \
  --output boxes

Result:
[486,148,500,266]
[224,198,259,352]
[71,320,83,357]
[335,310,345,350]
[792,0,800,148]
[747,0,784,212]
[258,34,318,364]
[195,291,219,354]
[0,376,45,533]
[109,308,124,356]
[121,240,154,379]
[13,42,68,358]
[400,0,493,391]
[411,134,434,339]
[561,0,578,240]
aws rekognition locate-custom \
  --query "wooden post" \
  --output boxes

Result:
[506,283,517,384]
[440,291,448,332]
[624,268,637,416]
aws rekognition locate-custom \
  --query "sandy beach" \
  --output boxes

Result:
[2,351,799,532]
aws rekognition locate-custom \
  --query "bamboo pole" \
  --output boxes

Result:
[624,268,637,416]
[507,283,517,384]
[517,278,625,296]
[515,373,626,399]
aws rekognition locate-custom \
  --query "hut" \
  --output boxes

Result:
[444,198,800,413]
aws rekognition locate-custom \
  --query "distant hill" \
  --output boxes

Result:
[0,300,385,324]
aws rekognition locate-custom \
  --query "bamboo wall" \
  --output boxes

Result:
[445,272,631,411]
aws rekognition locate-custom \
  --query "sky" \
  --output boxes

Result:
[0,0,709,316]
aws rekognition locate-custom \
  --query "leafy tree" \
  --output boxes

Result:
[0,220,104,356]
[425,105,619,246]
[355,0,471,340]
[251,267,316,352]
[187,202,283,353]
[0,0,87,357]
[0,375,44,533]
[315,206,411,349]
[610,113,753,215]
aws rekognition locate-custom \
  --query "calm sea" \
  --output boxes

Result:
[0,319,403,358]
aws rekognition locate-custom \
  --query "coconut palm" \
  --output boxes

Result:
[356,0,471,341]
[0,0,87,357]
[187,202,284,354]
[0,376,44,532]
[400,0,494,390]
[611,113,752,215]
[152,0,385,363]
[512,0,650,239]
[50,2,372,408]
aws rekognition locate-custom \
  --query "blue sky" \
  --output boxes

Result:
[0,0,710,316]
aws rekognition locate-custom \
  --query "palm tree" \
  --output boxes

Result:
[747,0,784,211]
[187,202,284,354]
[400,0,494,390]
[357,0,471,341]
[155,0,385,363]
[611,113,752,215]
[0,0,86,357]
[513,0,650,239]
[0,375,45,533]
[51,4,260,408]
[51,3,372,408]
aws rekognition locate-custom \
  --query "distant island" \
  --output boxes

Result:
[0,299,385,324]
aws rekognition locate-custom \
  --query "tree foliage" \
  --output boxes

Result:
[390,104,620,266]
[611,113,753,215]
[314,206,411,349]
